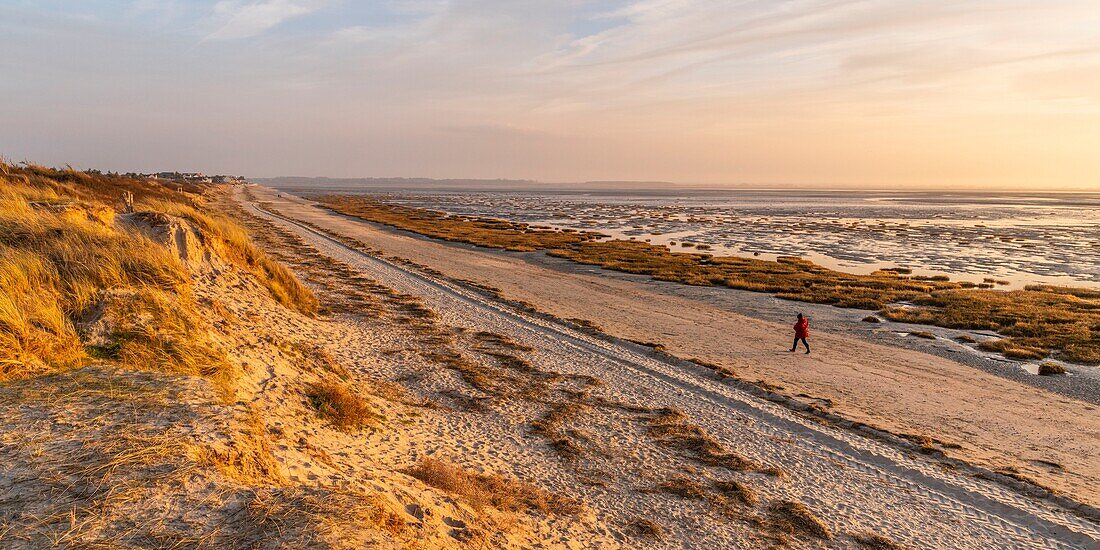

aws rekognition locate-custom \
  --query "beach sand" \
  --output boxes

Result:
[233,184,1100,547]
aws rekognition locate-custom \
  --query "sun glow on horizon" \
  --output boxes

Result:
[1,1,1099,190]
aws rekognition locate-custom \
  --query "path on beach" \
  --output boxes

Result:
[240,186,1099,548]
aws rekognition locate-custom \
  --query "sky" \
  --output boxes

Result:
[1,1,1099,190]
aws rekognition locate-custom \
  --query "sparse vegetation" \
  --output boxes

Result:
[713,479,758,506]
[531,401,590,460]
[768,500,833,540]
[909,331,936,340]
[316,196,604,251]
[977,338,1046,360]
[305,381,379,430]
[646,407,776,473]
[626,517,664,540]
[289,341,351,379]
[852,531,907,549]
[404,458,582,516]
[0,368,407,548]
[1038,362,1066,376]
[656,476,709,499]
[319,197,1100,364]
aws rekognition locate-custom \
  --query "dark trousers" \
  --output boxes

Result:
[792,337,809,352]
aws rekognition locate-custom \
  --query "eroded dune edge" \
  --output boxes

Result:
[2,167,1096,549]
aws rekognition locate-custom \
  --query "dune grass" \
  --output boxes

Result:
[403,457,582,516]
[768,500,833,540]
[0,162,316,385]
[145,197,317,316]
[626,517,665,540]
[852,531,907,549]
[305,381,380,431]
[319,196,1100,364]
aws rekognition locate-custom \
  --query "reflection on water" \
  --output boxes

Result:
[295,187,1100,290]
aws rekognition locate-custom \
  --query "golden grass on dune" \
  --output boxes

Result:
[146,198,318,315]
[319,196,1100,364]
[305,381,380,431]
[0,162,316,385]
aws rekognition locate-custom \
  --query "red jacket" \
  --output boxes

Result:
[794,318,809,338]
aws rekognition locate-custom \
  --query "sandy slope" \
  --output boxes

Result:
[240,185,1100,548]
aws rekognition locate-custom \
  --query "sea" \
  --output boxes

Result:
[277,184,1100,291]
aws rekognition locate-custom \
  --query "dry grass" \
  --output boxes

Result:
[713,479,759,506]
[305,382,380,431]
[976,338,1046,360]
[909,331,936,340]
[0,162,316,387]
[288,341,351,379]
[1038,362,1066,376]
[239,486,409,543]
[318,196,605,251]
[646,407,770,472]
[93,293,236,397]
[655,476,709,499]
[321,197,1100,363]
[194,407,285,485]
[144,197,318,316]
[768,500,833,540]
[0,367,412,548]
[425,350,503,395]
[404,458,582,516]
[531,401,591,460]
[625,517,664,540]
[221,198,380,317]
[852,531,907,549]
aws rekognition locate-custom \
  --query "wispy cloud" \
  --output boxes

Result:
[3,1,1100,188]
[203,0,319,41]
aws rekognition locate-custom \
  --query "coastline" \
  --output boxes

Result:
[249,184,1100,510]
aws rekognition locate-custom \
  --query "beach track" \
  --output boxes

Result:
[241,189,1100,549]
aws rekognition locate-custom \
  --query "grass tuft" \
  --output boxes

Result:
[305,382,379,431]
[1037,362,1066,376]
[626,517,664,540]
[768,500,833,540]
[404,458,582,516]
[713,479,758,506]
[852,531,907,549]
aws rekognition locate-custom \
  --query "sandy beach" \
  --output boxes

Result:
[9,3,1100,546]
[236,184,1100,547]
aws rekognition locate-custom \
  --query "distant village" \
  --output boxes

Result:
[121,171,247,184]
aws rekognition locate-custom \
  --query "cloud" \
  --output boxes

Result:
[5,0,1100,187]
[204,0,319,41]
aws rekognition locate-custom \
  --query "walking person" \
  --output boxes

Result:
[790,313,810,354]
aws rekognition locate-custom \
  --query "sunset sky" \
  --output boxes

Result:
[2,1,1099,189]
